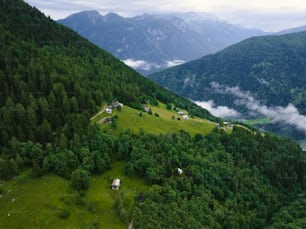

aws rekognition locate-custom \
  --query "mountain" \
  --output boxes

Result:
[278,25,306,35]
[1,1,305,229]
[149,31,306,140]
[58,11,265,74]
[0,0,216,178]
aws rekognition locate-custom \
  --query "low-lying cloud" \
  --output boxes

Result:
[123,59,159,71]
[165,59,185,67]
[123,59,185,71]
[195,100,240,118]
[211,82,306,133]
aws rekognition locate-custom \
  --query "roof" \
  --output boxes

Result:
[112,178,120,187]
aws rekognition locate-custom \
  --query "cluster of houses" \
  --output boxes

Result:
[216,121,233,131]
[177,111,190,119]
[104,100,124,114]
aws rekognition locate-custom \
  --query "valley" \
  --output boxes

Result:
[149,31,306,143]
[0,1,306,228]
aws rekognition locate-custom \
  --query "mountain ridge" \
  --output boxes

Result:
[0,1,305,229]
[149,31,306,140]
[58,11,266,74]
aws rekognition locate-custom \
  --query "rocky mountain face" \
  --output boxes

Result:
[58,11,265,74]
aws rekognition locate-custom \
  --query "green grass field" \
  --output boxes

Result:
[92,103,217,136]
[0,162,147,229]
[244,117,271,125]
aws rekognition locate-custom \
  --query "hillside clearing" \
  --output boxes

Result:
[0,162,147,229]
[92,102,217,136]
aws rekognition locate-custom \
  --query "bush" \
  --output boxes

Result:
[87,201,97,214]
[75,194,85,206]
[58,209,70,219]
[89,221,100,229]
[0,184,3,194]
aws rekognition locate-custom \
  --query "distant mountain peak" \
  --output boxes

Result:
[103,12,125,22]
[70,10,101,19]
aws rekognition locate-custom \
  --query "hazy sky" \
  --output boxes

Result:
[24,0,306,31]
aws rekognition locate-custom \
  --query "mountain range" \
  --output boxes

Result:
[149,31,306,141]
[1,1,306,228]
[58,11,265,74]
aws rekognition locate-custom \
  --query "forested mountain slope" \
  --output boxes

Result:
[149,32,306,140]
[0,0,216,180]
[0,1,215,146]
[0,1,305,228]
[150,31,306,115]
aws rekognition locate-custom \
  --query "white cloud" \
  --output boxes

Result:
[165,60,185,67]
[123,59,185,71]
[123,59,153,71]
[195,100,240,118]
[211,82,306,132]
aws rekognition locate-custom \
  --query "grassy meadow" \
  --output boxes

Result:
[0,162,147,229]
[92,102,217,136]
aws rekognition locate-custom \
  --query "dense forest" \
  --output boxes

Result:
[0,0,216,180]
[0,1,306,228]
[118,128,306,228]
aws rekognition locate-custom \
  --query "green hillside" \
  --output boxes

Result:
[0,1,306,228]
[92,102,217,136]
[0,162,146,229]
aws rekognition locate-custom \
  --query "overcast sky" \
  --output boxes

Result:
[24,0,306,31]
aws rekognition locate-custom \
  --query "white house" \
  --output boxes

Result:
[177,168,183,175]
[182,115,189,119]
[112,178,121,190]
[104,108,112,114]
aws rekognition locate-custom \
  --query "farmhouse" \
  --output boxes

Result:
[112,178,121,190]
[111,100,124,109]
[102,117,112,124]
[104,107,112,114]
[143,104,150,112]
[177,111,185,116]
[182,115,190,119]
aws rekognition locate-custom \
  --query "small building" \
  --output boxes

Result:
[112,178,120,190]
[104,108,112,114]
[177,111,185,116]
[182,115,189,119]
[112,101,124,109]
[177,168,183,175]
[143,104,150,113]
[102,117,112,124]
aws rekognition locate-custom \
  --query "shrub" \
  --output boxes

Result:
[58,209,70,219]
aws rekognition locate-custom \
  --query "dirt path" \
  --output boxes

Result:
[128,219,133,229]
[90,108,105,121]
